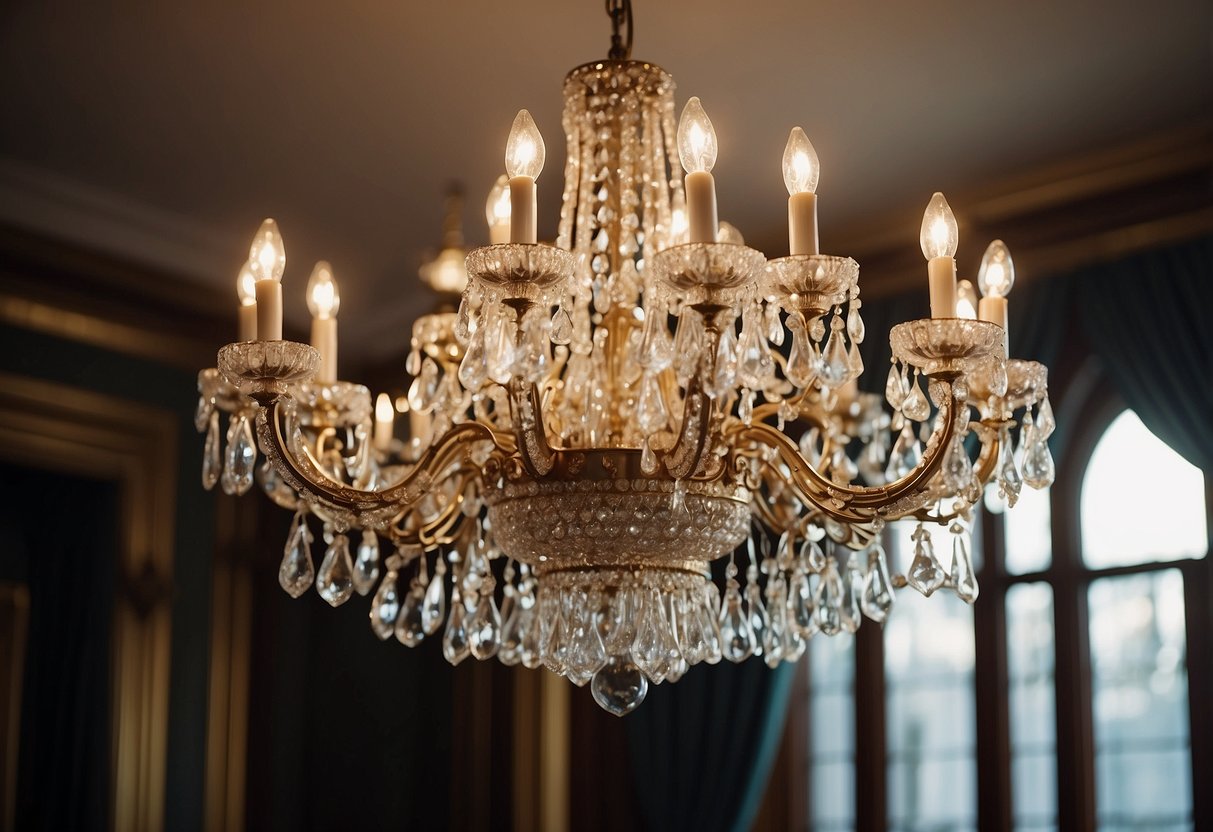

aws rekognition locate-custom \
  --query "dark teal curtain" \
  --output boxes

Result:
[626,661,795,832]
[1075,236,1213,473]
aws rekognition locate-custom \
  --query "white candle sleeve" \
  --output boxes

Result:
[509,176,537,244]
[927,257,957,319]
[238,304,257,342]
[685,170,718,244]
[979,295,1009,356]
[254,281,283,340]
[788,192,819,256]
[311,317,338,382]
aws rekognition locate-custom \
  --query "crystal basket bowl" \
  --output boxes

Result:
[485,465,751,575]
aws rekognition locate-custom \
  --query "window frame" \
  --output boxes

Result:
[788,356,1213,831]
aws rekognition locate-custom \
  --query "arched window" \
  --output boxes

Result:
[799,396,1212,831]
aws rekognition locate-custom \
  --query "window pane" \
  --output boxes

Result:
[1005,485,1051,575]
[1089,571,1191,829]
[886,521,976,831]
[808,633,855,830]
[1006,583,1056,829]
[1082,411,1207,568]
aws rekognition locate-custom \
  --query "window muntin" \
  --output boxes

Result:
[808,633,856,830]
[1006,583,1057,830]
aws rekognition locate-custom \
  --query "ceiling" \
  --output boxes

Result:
[1,1,1209,361]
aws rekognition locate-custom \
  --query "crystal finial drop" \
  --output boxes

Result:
[640,437,658,475]
[316,533,354,607]
[718,583,754,663]
[901,375,930,422]
[550,305,573,346]
[591,657,649,717]
[278,511,314,598]
[369,571,401,640]
[352,530,380,596]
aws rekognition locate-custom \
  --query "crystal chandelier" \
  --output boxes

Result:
[197,1,1054,716]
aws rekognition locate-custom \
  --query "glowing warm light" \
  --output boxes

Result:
[306,261,340,319]
[717,221,745,245]
[977,239,1015,298]
[919,192,958,260]
[248,218,286,283]
[782,127,820,195]
[671,207,688,239]
[421,249,468,295]
[394,395,411,414]
[375,392,394,424]
[485,174,511,226]
[955,279,978,319]
[236,261,256,306]
[677,97,717,174]
[505,109,545,180]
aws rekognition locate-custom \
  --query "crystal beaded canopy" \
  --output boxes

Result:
[198,7,1054,716]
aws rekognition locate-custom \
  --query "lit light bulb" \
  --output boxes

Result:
[236,261,256,306]
[677,97,717,174]
[248,218,286,283]
[717,221,745,245]
[505,109,545,180]
[955,279,978,319]
[919,192,958,260]
[977,239,1015,298]
[306,261,340,319]
[485,174,511,227]
[375,392,394,424]
[782,127,820,196]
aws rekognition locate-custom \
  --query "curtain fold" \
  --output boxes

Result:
[626,661,795,832]
[1076,236,1213,473]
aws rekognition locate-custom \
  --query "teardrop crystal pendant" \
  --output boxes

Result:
[591,657,649,717]
[906,524,946,597]
[718,582,754,663]
[457,323,489,390]
[950,523,980,603]
[861,543,896,622]
[278,510,314,598]
[442,592,471,666]
[421,558,447,636]
[813,560,844,636]
[316,533,354,607]
[786,316,818,388]
[745,582,770,656]
[395,580,427,647]
[997,429,1023,508]
[202,409,221,490]
[468,592,502,660]
[640,437,658,475]
[819,314,851,387]
[900,373,931,422]
[369,571,401,640]
[194,395,214,433]
[885,362,907,410]
[351,530,380,597]
[223,414,257,495]
[550,305,573,346]
[942,430,974,494]
[1021,430,1055,489]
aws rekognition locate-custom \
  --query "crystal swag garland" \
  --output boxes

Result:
[198,5,1053,715]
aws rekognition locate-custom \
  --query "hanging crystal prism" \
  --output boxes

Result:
[861,542,896,622]
[369,569,401,640]
[950,522,980,603]
[278,509,314,598]
[591,657,649,717]
[906,524,946,597]
[351,530,380,596]
[442,590,471,665]
[316,532,354,607]
[202,409,221,490]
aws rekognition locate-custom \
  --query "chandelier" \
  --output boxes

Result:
[196,2,1054,716]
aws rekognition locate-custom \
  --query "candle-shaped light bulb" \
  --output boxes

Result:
[236,261,257,341]
[956,279,979,319]
[977,239,1015,298]
[505,110,544,243]
[921,193,958,318]
[505,109,545,180]
[782,127,820,196]
[919,192,958,260]
[486,174,512,244]
[248,218,286,283]
[306,261,340,319]
[373,392,394,452]
[248,218,285,340]
[784,126,821,255]
[236,262,256,306]
[677,97,719,243]
[976,240,1014,356]
[677,97,717,174]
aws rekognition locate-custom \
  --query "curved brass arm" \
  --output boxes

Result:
[256,397,507,521]
[729,379,960,525]
[508,379,557,477]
